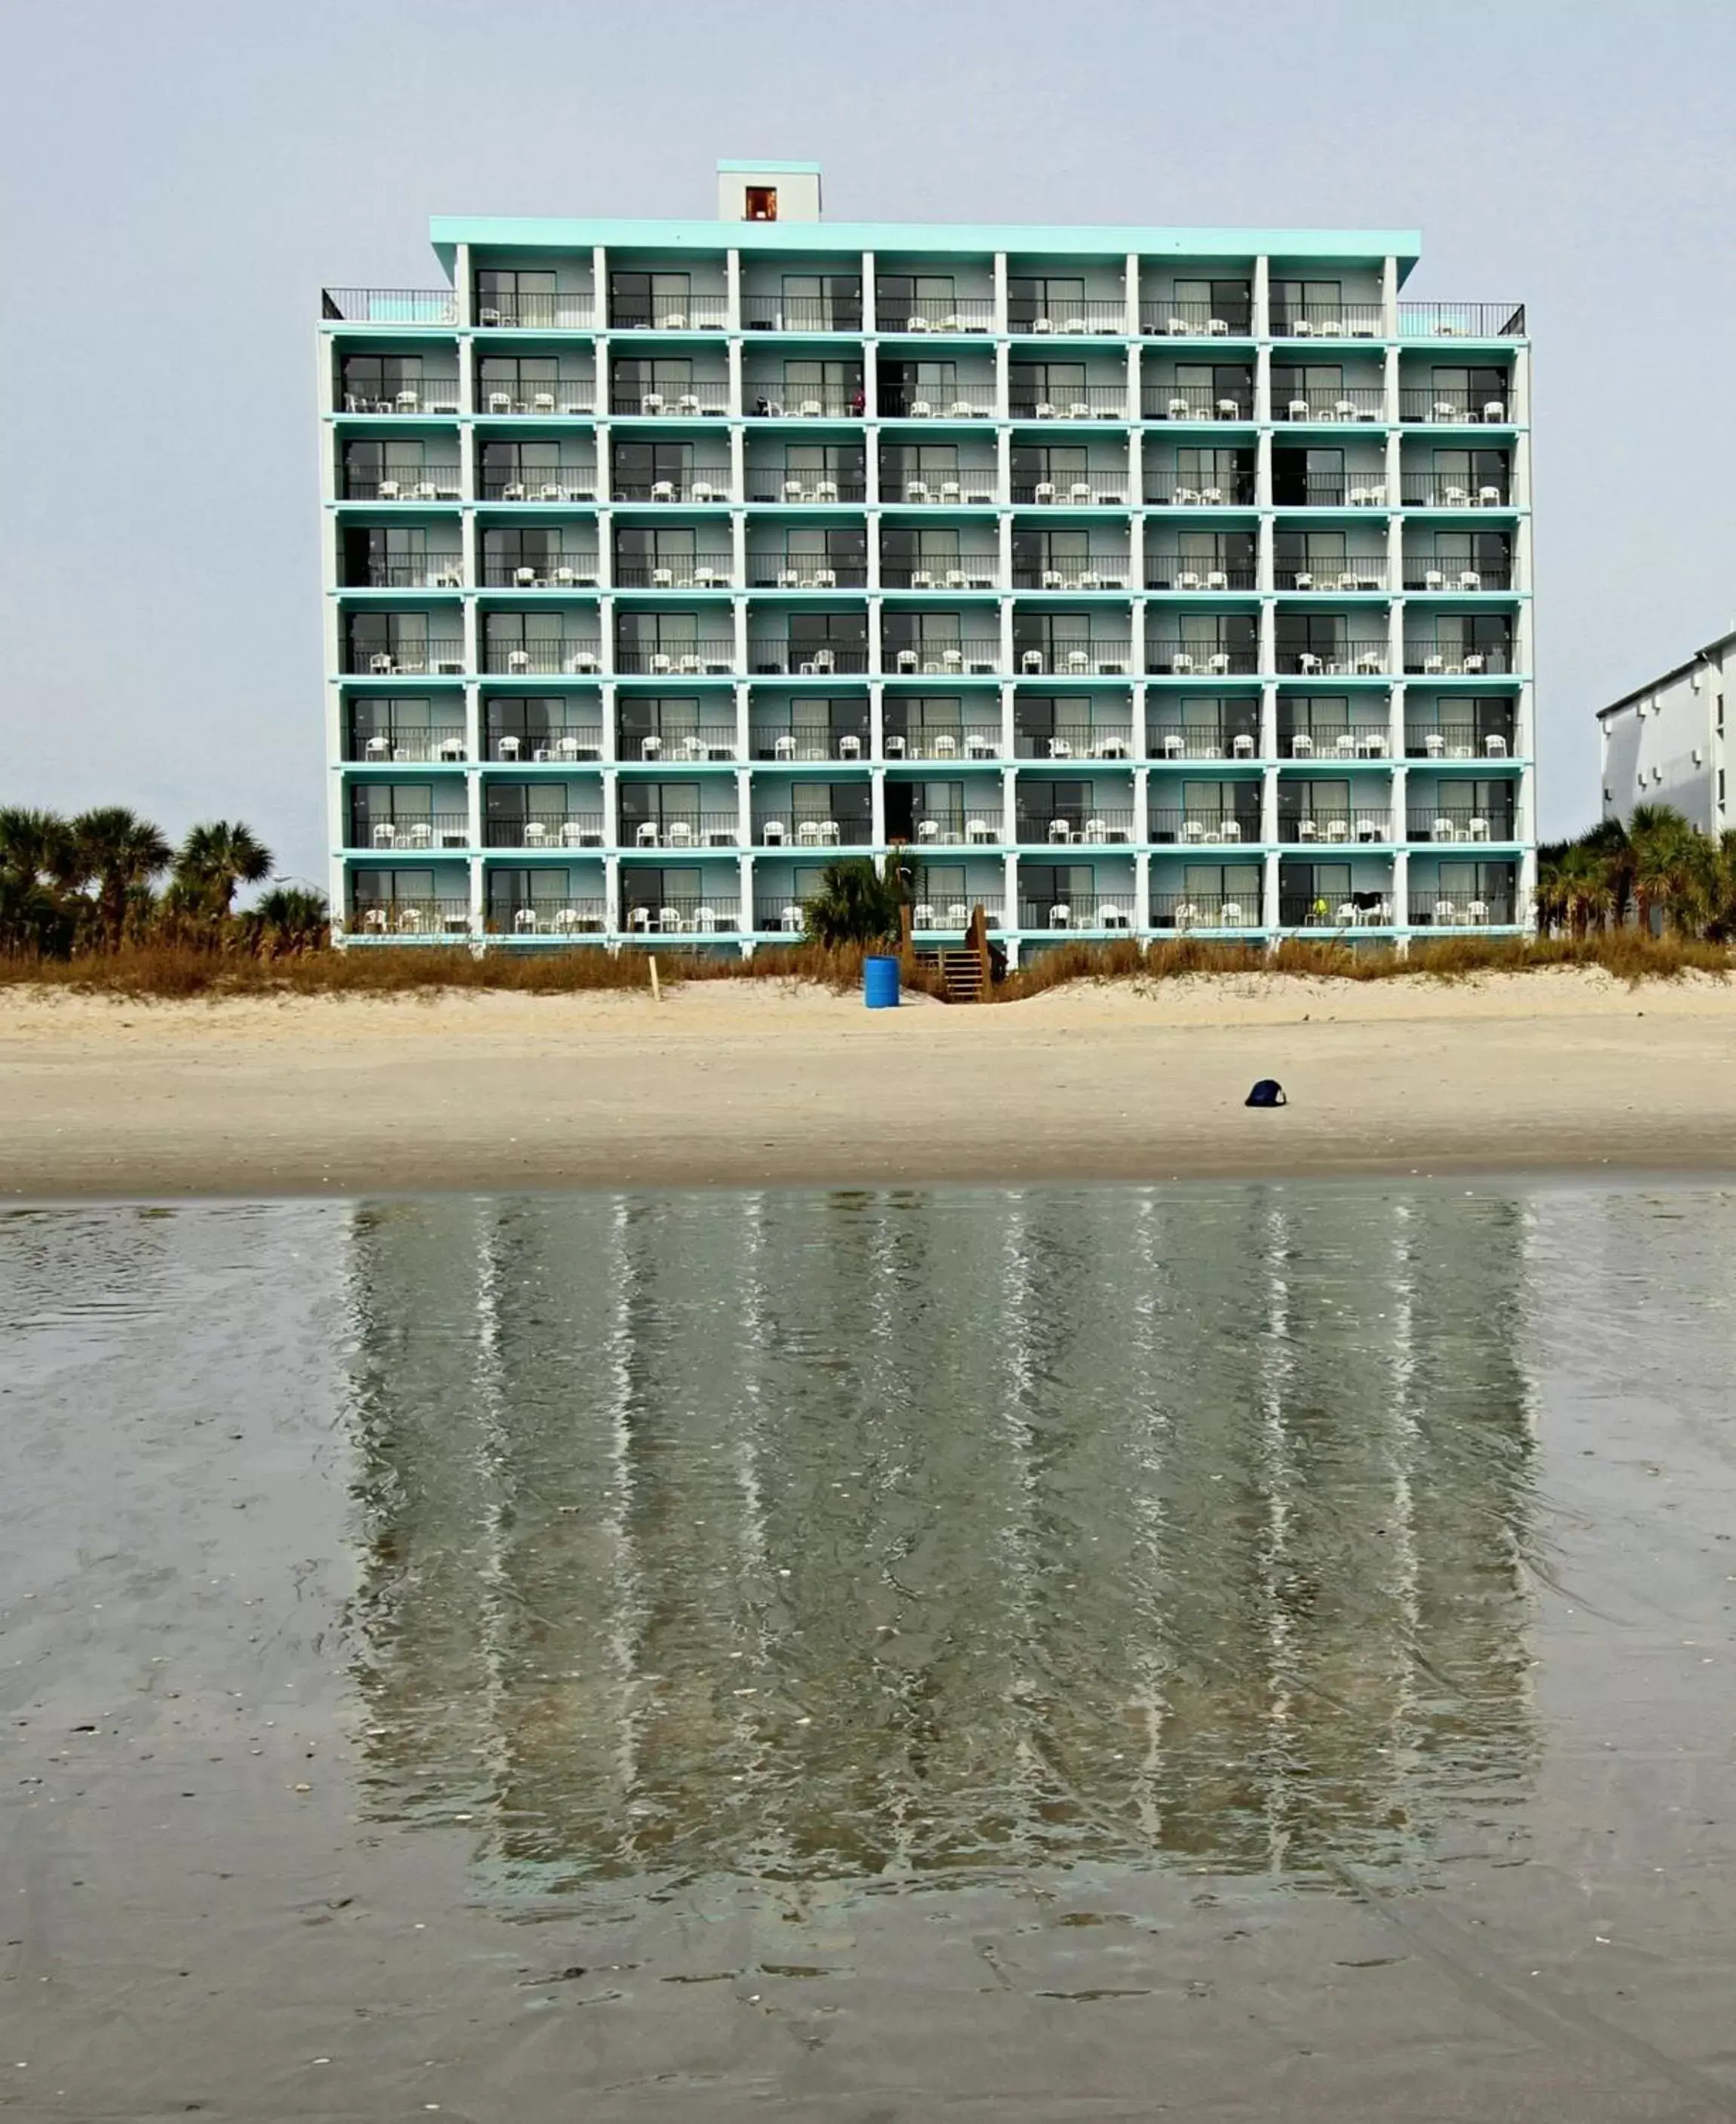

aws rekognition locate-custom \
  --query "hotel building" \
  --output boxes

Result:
[321,161,1533,959]
[1596,624,1733,836]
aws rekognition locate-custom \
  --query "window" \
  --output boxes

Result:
[1272,446,1344,507]
[475,269,556,326]
[611,440,693,498]
[746,185,778,221]
[1171,279,1253,332]
[1270,278,1342,331]
[1007,277,1085,329]
[610,271,691,328]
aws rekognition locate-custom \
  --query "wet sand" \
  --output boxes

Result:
[5,969,1736,1197]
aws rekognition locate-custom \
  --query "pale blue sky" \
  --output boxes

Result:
[2,0,1731,882]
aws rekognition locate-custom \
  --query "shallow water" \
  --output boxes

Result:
[3,1184,1735,2119]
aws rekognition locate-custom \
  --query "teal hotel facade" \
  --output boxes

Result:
[321,161,1533,956]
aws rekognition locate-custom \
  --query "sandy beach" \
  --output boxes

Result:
[4,967,1736,1197]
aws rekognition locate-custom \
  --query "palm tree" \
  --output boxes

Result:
[240,886,330,956]
[803,858,905,949]
[69,806,173,950]
[0,808,80,956]
[1628,805,1710,935]
[174,820,274,922]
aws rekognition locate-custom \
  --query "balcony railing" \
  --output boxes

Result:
[755,898,818,935]
[1279,725,1392,759]
[323,288,458,324]
[1277,642,1392,676]
[1012,385,1131,419]
[1012,473,1131,505]
[1152,892,1262,929]
[1275,385,1387,423]
[1283,476,1391,507]
[1143,385,1254,421]
[1147,646,1259,676]
[749,559,870,589]
[911,812,1006,847]
[622,813,744,849]
[610,474,728,503]
[623,727,739,762]
[353,813,470,851]
[1011,300,1131,336]
[880,390,996,419]
[620,898,740,935]
[477,384,595,416]
[1400,476,1509,509]
[877,296,994,333]
[1149,810,1259,846]
[1397,302,1526,341]
[1015,726,1135,761]
[750,728,871,762]
[1277,562,1390,591]
[344,898,473,936]
[746,390,863,419]
[1014,559,1130,590]
[353,727,467,764]
[478,472,598,503]
[611,383,730,417]
[742,295,863,332]
[478,294,598,330]
[1147,724,1260,761]
[485,816,608,849]
[344,468,463,500]
[1399,387,1512,425]
[1015,643,1134,677]
[1018,811,1136,846]
[910,898,1006,931]
[1404,562,1513,592]
[752,816,872,848]
[340,382,461,415]
[608,297,727,331]
[1405,725,1516,761]
[348,641,466,676]
[614,641,736,675]
[1279,894,1395,929]
[1407,810,1515,843]
[482,559,600,589]
[1278,812,1395,844]
[1408,893,1520,926]
[1145,472,1255,506]
[883,725,1002,761]
[615,556,734,589]
[749,475,868,504]
[1402,644,1514,676]
[1140,302,1252,338]
[885,640,1003,675]
[490,730,604,762]
[1147,557,1257,590]
[349,559,466,589]
[883,563,1000,590]
[488,898,610,937]
[746,643,871,676]
[486,642,603,676]
[1272,304,1385,339]
[889,476,1002,506]
[1019,896,1138,931]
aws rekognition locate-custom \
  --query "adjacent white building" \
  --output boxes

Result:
[1597,628,1733,834]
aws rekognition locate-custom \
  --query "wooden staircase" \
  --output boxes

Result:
[937,949,987,1002]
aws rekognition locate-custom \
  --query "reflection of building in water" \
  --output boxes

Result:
[341,1187,1539,1892]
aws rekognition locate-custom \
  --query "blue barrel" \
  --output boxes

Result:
[863,955,901,1010]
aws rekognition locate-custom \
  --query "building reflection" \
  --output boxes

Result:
[338,1186,1541,1893]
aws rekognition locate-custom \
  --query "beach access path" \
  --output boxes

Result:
[4,968,1735,1198]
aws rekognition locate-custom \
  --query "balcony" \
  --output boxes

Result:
[1403,561,1513,592]
[749,559,870,589]
[623,727,739,763]
[877,295,994,333]
[880,389,996,419]
[911,811,1005,848]
[611,382,730,417]
[352,725,467,764]
[620,898,740,935]
[1276,642,1392,677]
[1147,646,1258,677]
[348,641,466,677]
[1151,892,1261,930]
[323,287,458,324]
[348,558,465,589]
[608,295,727,331]
[344,897,472,937]
[889,476,1002,507]
[481,559,600,589]
[1283,476,1391,508]
[353,812,470,852]
[1147,723,1260,762]
[752,815,872,849]
[1146,556,1257,590]
[746,388,863,418]
[1015,643,1134,678]
[488,898,610,937]
[1275,385,1387,424]
[485,641,602,677]
[1277,561,1390,592]
[1015,726,1134,761]
[1011,299,1130,336]
[1272,302,1385,339]
[750,727,871,763]
[755,897,816,935]
[750,473,868,504]
[1404,724,1515,761]
[1397,302,1526,340]
[1014,558,1131,590]
[749,642,871,677]
[1279,724,1391,760]
[1019,896,1137,932]
[1402,644,1514,677]
[885,640,1003,677]
[1408,892,1520,926]
[883,562,1000,590]
[485,815,608,850]
[1149,810,1258,846]
[614,641,736,676]
[478,293,598,330]
[1142,384,1253,421]
[1011,473,1131,506]
[742,293,863,333]
[1278,812,1395,845]
[615,555,735,589]
[1400,475,1509,509]
[622,813,744,851]
[610,473,727,504]
[1011,384,1131,420]
[477,384,595,416]
[1399,387,1512,425]
[883,724,1001,762]
[1279,893,1395,929]
[489,729,603,764]
[911,898,1005,932]
[1407,810,1515,844]
[344,467,463,500]
[1144,471,1256,506]
[1140,302,1253,338]
[340,381,461,415]
[1017,812,1135,846]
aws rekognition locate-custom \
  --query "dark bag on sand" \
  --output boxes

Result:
[1245,1079,1287,1107]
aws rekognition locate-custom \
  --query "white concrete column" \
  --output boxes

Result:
[453,243,473,330]
[727,336,743,418]
[1124,252,1140,337]
[600,681,619,764]
[593,247,609,327]
[860,251,876,334]
[1382,342,1399,425]
[1263,847,1282,931]
[1001,764,1018,844]
[869,679,885,760]
[725,248,742,334]
[870,763,886,846]
[1380,256,1399,339]
[1132,764,1150,845]
[993,252,1009,338]
[1252,256,1271,341]
[1134,846,1150,932]
[1000,680,1015,759]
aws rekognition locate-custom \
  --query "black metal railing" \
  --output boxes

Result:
[748,644,872,676]
[476,294,599,330]
[1404,724,1516,760]
[1404,561,1512,591]
[1272,303,1385,338]
[1277,561,1390,591]
[620,813,744,849]
[741,295,864,332]
[611,382,730,416]
[1018,896,1139,931]
[348,558,466,589]
[1403,644,1514,675]
[614,556,734,589]
[749,475,868,503]
[476,384,594,416]
[481,473,598,503]
[323,287,458,323]
[909,898,1006,930]
[750,728,871,762]
[1148,810,1259,846]
[1011,384,1131,418]
[1145,471,1256,506]
[488,898,610,937]
[1015,558,1132,589]
[1398,302,1526,341]
[621,727,739,761]
[908,811,1005,846]
[748,559,870,589]
[1274,385,1387,422]
[1407,810,1516,843]
[485,642,603,675]
[481,559,600,589]
[883,562,1000,590]
[612,641,736,675]
[1014,726,1135,760]
[339,381,461,415]
[489,730,604,762]
[754,898,819,935]
[1277,812,1395,844]
[609,474,728,503]
[1142,385,1254,421]
[1017,811,1136,845]
[883,638,1004,675]
[1400,476,1510,509]
[883,725,1002,761]
[888,476,1003,505]
[344,467,463,500]
[1147,724,1260,761]
[608,296,728,331]
[1408,893,1519,926]
[1278,475,1391,507]
[1276,643,1392,675]
[1013,643,1135,677]
[1147,558,1258,590]
[745,389,863,418]
[347,641,467,676]
[1011,473,1131,505]
[1140,302,1253,338]
[1398,387,1512,424]
[1147,646,1259,676]
[344,897,472,935]
[752,816,873,849]
[1011,300,1131,335]
[1279,894,1396,928]
[484,815,608,849]
[1278,725,1392,759]
[879,390,996,419]
[619,898,740,934]
[876,295,995,332]
[351,812,470,850]
[351,727,467,764]
[1151,892,1261,929]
